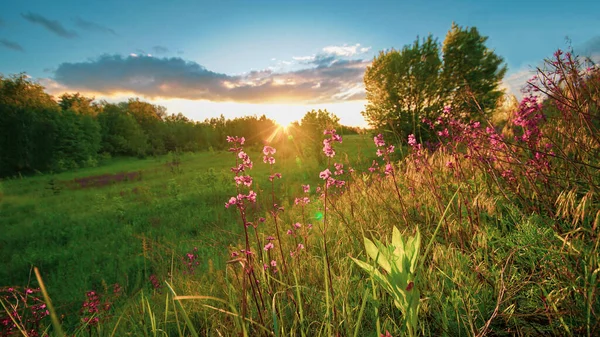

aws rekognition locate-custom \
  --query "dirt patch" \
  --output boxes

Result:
[66,171,142,189]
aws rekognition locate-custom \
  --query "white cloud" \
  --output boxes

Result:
[322,43,371,57]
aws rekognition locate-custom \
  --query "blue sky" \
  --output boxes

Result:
[1,0,599,126]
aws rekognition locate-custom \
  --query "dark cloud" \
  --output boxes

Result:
[0,39,24,52]
[52,54,368,103]
[152,46,169,54]
[73,17,117,36]
[21,12,78,38]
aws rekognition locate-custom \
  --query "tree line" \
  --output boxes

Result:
[0,74,358,178]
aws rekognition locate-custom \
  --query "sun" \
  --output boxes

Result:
[271,114,297,131]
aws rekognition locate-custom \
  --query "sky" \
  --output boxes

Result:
[1,0,599,127]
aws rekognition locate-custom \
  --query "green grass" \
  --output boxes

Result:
[0,134,376,327]
[2,129,599,336]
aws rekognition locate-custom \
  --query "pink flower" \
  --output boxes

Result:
[408,134,417,147]
[293,222,302,229]
[374,134,385,147]
[319,169,331,180]
[263,146,276,155]
[302,184,310,193]
[384,163,393,175]
[270,260,277,267]
[323,140,335,157]
[247,191,257,203]
[234,175,253,187]
[264,242,274,251]
[225,196,237,208]
[297,243,305,250]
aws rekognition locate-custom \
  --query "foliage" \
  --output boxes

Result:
[441,23,507,119]
[364,35,443,140]
[352,227,421,337]
[363,23,507,141]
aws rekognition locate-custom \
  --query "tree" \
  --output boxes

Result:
[363,35,443,141]
[0,74,60,176]
[295,109,340,162]
[363,24,507,141]
[58,93,101,116]
[441,23,507,118]
[97,103,148,157]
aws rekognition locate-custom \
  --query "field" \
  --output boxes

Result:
[0,134,378,328]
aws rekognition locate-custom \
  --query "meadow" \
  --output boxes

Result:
[1,133,380,334]
[1,51,599,337]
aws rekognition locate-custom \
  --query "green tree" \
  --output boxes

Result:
[296,109,340,162]
[441,23,507,118]
[0,74,60,176]
[97,103,148,157]
[363,24,507,141]
[58,93,101,116]
[363,35,443,141]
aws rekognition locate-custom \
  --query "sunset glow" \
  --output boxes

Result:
[2,1,599,126]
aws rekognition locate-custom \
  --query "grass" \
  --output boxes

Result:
[0,134,376,331]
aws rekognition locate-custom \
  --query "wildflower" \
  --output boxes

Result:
[264,242,274,251]
[225,196,237,208]
[408,134,417,147]
[234,175,253,187]
[323,139,335,157]
[269,173,282,181]
[319,169,331,180]
[297,243,304,250]
[263,146,276,155]
[384,163,393,175]
[302,184,310,193]
[374,134,386,147]
[293,222,302,229]
[247,191,257,203]
[270,260,277,267]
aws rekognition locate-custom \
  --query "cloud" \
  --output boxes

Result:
[0,39,24,52]
[322,43,371,57]
[501,67,536,99]
[152,45,169,54]
[51,53,369,104]
[73,17,117,35]
[21,12,78,38]
[292,43,371,68]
